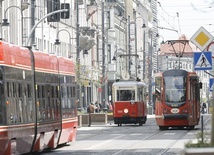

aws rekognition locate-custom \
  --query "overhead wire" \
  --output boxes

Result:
[157,1,177,32]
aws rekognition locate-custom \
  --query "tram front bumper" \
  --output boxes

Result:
[114,116,147,124]
[163,114,188,119]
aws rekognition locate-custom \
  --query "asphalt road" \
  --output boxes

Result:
[41,114,211,155]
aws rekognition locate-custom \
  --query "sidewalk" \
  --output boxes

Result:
[78,114,155,130]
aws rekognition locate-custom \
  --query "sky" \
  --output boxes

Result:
[157,0,214,41]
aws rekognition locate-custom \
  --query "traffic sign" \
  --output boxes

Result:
[190,26,214,51]
[194,51,212,70]
[210,78,214,91]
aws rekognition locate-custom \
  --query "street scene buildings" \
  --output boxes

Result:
[0,0,210,110]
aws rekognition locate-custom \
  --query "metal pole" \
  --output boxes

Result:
[56,29,71,57]
[156,48,158,72]
[101,0,106,108]
[166,56,168,70]
[143,31,146,81]
[148,34,153,107]
[96,31,100,103]
[26,9,68,46]
[25,47,37,153]
[76,0,81,108]
[31,0,35,45]
[128,15,131,75]
[3,6,23,46]
[134,17,137,79]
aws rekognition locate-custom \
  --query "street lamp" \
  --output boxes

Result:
[54,29,72,57]
[76,0,82,109]
[131,14,147,80]
[156,33,165,44]
[101,0,107,108]
[129,16,146,79]
[2,6,24,46]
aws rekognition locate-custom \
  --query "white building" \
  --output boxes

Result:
[0,0,157,108]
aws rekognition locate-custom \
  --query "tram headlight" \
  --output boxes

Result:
[124,108,129,113]
[131,100,135,104]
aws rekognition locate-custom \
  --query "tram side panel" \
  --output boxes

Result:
[0,41,77,155]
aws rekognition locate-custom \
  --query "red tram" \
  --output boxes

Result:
[154,69,201,130]
[112,81,147,126]
[0,41,77,154]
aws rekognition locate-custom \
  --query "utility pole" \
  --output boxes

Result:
[148,33,153,108]
[76,0,81,108]
[143,31,146,81]
[101,0,106,108]
[128,15,131,75]
[30,0,35,45]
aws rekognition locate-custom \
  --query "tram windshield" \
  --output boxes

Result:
[117,89,135,101]
[164,76,186,103]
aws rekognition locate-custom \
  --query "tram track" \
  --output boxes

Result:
[156,115,212,155]
[156,130,189,155]
[111,129,163,155]
[41,115,212,155]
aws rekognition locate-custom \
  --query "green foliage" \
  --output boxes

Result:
[185,131,214,148]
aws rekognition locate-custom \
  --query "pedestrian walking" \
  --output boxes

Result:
[87,102,95,127]
[201,102,207,114]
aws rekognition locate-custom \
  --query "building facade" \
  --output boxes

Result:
[0,0,158,109]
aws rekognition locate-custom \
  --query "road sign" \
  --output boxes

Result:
[194,51,212,70]
[190,26,214,51]
[210,78,214,91]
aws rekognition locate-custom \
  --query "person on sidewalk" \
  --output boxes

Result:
[87,102,95,127]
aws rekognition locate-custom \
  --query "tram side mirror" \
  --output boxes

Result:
[199,82,202,89]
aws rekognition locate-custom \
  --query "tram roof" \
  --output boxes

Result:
[112,80,147,87]
[0,41,75,75]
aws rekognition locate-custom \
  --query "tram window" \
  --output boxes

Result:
[56,86,59,98]
[61,86,63,98]
[27,84,31,98]
[52,86,55,98]
[118,90,135,101]
[37,85,39,98]
[67,86,70,97]
[48,86,51,98]
[12,82,16,97]
[7,82,10,97]
[72,86,75,97]
[70,87,73,98]
[138,88,142,101]
[18,83,23,97]
[164,76,186,102]
[42,85,45,98]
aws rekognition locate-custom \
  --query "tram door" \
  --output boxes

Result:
[190,77,198,122]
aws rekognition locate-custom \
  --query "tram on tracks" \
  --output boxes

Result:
[154,69,201,130]
[0,41,78,154]
[112,80,147,126]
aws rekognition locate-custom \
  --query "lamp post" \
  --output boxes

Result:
[141,19,146,81]
[132,14,146,80]
[76,0,81,108]
[156,34,165,73]
[2,6,24,46]
[54,29,71,57]
[148,32,153,108]
[101,0,106,108]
